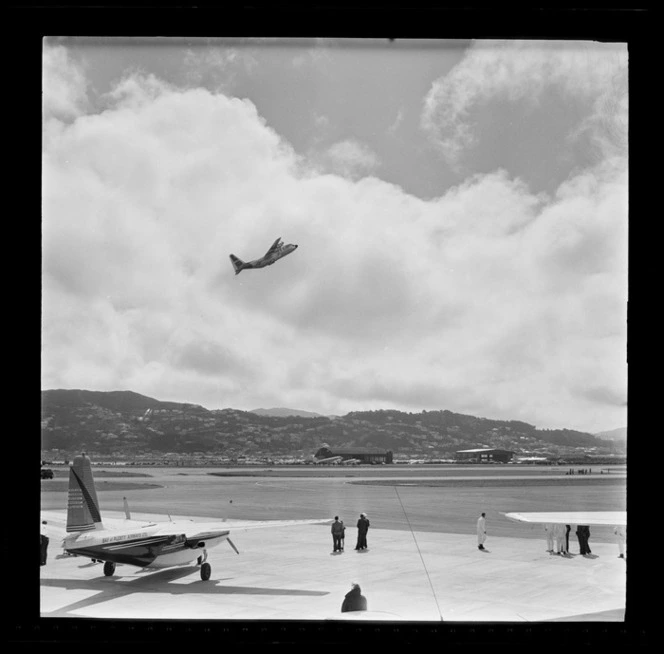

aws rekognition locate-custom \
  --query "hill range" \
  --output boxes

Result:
[40,389,626,459]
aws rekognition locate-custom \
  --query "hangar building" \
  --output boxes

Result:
[455,448,515,463]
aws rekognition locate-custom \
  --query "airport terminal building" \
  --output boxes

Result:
[314,446,394,464]
[455,448,515,463]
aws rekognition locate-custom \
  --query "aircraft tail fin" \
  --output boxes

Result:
[66,453,103,533]
[229,254,245,275]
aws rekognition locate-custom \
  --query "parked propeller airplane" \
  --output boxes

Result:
[46,453,331,580]
[229,237,298,275]
[313,455,344,465]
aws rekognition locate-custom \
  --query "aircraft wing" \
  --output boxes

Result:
[155,518,333,540]
[504,511,626,526]
[263,237,283,258]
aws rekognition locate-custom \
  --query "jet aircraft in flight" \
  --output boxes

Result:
[44,453,330,580]
[229,237,298,275]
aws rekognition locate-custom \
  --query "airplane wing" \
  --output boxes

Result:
[155,518,333,540]
[263,237,283,258]
[504,511,626,526]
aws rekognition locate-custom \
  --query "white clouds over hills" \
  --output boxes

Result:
[41,43,627,433]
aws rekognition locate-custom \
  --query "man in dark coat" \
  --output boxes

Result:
[40,521,49,566]
[355,513,370,550]
[341,583,368,613]
[584,525,592,554]
[576,525,591,554]
[331,516,345,552]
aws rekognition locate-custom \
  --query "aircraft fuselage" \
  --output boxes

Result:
[243,244,298,270]
[64,523,229,568]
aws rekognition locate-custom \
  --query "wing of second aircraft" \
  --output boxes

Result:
[504,511,626,526]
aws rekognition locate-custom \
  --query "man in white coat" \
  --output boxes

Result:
[552,522,567,555]
[477,512,487,550]
[614,525,626,559]
[544,523,554,553]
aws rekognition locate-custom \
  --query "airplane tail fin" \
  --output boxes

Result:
[229,254,245,275]
[66,453,103,533]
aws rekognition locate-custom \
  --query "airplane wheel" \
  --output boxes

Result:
[200,562,211,581]
[103,561,116,577]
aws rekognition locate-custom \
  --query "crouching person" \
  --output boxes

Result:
[341,582,368,613]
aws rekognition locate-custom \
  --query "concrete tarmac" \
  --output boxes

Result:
[40,511,626,622]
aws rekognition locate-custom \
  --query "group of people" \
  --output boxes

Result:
[478,513,626,559]
[332,514,371,613]
[331,513,370,552]
[544,523,573,555]
[545,523,625,558]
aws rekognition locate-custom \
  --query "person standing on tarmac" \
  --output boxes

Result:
[555,524,568,556]
[477,512,487,550]
[614,525,626,559]
[355,513,370,550]
[331,516,345,552]
[576,525,591,555]
[553,523,567,555]
[40,521,49,566]
[544,523,554,553]
[584,525,592,555]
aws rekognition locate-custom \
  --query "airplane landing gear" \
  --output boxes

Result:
[197,549,210,580]
[103,561,116,576]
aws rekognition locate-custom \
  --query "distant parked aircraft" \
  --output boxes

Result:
[313,455,344,465]
[229,237,298,275]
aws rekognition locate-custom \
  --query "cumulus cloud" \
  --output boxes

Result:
[42,52,627,432]
[313,138,381,179]
[183,46,258,88]
[422,40,628,168]
[43,42,90,141]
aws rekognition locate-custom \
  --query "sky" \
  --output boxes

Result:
[41,37,628,434]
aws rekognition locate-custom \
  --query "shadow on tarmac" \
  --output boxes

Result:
[41,568,329,617]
